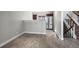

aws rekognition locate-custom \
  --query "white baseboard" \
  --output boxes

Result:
[0,32,24,47]
[0,31,46,47]
[24,31,46,34]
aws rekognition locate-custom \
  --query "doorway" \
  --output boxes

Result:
[46,16,53,30]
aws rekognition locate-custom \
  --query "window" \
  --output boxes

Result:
[33,14,37,20]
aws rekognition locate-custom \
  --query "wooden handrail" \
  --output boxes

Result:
[73,11,79,16]
[67,14,78,25]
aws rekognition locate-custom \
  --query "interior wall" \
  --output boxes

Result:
[54,11,63,40]
[22,11,32,20]
[24,20,46,34]
[0,11,32,45]
[0,11,46,46]
[24,11,48,34]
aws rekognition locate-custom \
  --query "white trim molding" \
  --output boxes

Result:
[24,31,46,34]
[61,11,64,40]
[0,32,24,47]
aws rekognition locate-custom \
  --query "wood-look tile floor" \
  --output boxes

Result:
[2,30,79,48]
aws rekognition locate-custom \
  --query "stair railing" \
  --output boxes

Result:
[64,14,77,39]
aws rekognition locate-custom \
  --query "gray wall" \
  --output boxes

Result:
[24,20,46,34]
[0,11,32,45]
[0,11,46,45]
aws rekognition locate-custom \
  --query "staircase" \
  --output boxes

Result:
[73,11,79,40]
[63,11,79,39]
[75,25,79,39]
